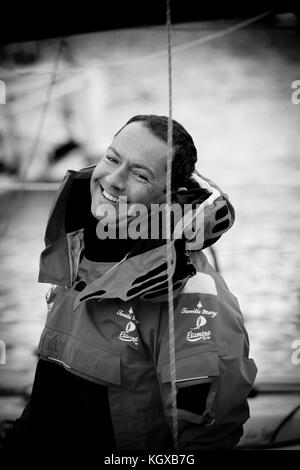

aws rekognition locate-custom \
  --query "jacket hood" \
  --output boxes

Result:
[39,166,235,305]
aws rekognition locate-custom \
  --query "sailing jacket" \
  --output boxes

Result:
[35,166,257,450]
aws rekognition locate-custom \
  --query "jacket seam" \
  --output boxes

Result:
[42,325,121,357]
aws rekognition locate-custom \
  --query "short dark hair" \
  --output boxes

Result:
[117,114,197,190]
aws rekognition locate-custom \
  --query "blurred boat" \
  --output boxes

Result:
[238,382,300,449]
[1,381,300,450]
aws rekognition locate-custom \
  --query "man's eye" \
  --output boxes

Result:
[133,172,149,182]
[105,155,118,164]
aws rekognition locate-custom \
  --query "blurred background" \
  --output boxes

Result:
[0,3,300,448]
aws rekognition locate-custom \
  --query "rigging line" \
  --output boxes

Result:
[53,10,273,70]
[166,0,178,448]
[166,10,272,54]
[19,40,65,182]
[0,39,64,241]
[0,10,273,76]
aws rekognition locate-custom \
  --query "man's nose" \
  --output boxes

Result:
[105,167,127,192]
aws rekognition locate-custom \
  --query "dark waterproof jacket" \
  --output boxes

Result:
[12,167,258,451]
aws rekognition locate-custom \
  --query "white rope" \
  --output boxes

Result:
[166,0,178,448]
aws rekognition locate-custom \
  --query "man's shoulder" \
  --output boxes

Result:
[184,251,237,300]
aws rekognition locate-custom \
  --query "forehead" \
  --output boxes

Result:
[111,122,168,173]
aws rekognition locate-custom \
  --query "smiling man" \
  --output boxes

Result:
[90,120,168,241]
[91,120,168,210]
[2,115,257,455]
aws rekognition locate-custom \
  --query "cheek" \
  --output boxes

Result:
[149,191,166,205]
[128,187,148,204]
[91,161,107,190]
[92,159,106,179]
[132,187,166,206]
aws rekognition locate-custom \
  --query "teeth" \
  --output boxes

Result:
[102,188,119,203]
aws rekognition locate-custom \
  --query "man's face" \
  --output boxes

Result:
[90,121,168,222]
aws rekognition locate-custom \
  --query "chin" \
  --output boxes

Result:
[90,194,100,220]
[90,206,98,221]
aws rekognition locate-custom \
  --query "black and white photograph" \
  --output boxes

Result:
[0,1,300,462]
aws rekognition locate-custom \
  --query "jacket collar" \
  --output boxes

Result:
[39,166,235,304]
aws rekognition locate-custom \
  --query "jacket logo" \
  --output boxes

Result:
[181,301,202,315]
[118,306,139,346]
[116,306,139,323]
[181,300,218,318]
[185,302,212,342]
[191,315,207,329]
[186,330,211,342]
[125,321,136,332]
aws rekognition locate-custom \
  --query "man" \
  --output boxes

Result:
[3,115,256,453]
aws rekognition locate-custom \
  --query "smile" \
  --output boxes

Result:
[99,184,120,203]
